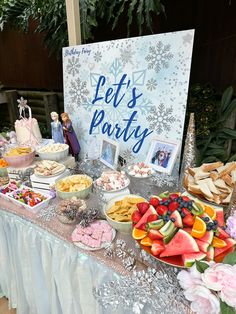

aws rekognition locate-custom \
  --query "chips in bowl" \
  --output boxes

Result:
[55,175,93,199]
[104,195,145,233]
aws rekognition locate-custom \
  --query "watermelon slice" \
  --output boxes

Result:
[214,238,236,257]
[196,230,214,244]
[182,252,206,267]
[160,229,199,257]
[170,210,183,228]
[135,206,157,229]
[215,208,224,227]
[214,246,235,263]
[183,227,192,234]
[206,246,214,261]
[216,227,230,240]
[196,239,209,253]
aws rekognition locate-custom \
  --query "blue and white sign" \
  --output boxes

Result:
[63,30,194,163]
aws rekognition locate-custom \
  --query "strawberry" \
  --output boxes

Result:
[131,210,142,223]
[139,223,147,231]
[161,197,168,203]
[151,242,164,256]
[137,202,149,215]
[182,207,191,216]
[182,196,190,202]
[168,201,179,212]
[149,197,159,207]
[147,214,158,223]
[156,205,168,216]
[183,215,195,227]
[148,229,163,240]
[169,193,179,201]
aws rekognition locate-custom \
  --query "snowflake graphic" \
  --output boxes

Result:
[121,149,135,165]
[151,172,178,187]
[94,51,102,62]
[145,42,173,73]
[146,78,157,91]
[120,44,135,66]
[146,103,175,134]
[69,78,89,105]
[66,56,81,76]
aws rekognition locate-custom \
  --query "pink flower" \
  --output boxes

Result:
[184,285,220,314]
[220,265,236,308]
[177,264,203,290]
[202,263,235,291]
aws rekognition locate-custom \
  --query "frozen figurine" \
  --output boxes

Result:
[61,112,80,159]
[50,112,64,144]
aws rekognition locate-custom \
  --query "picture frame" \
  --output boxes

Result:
[145,138,181,175]
[99,137,120,169]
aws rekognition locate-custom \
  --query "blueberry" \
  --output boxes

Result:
[159,201,163,205]
[167,210,171,215]
[212,226,217,231]
[181,212,186,218]
[213,220,218,225]
[208,222,214,227]
[177,208,182,212]
[206,226,211,231]
[204,217,210,222]
[171,218,175,222]
[165,217,170,222]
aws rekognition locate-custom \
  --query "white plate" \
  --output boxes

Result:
[94,177,130,193]
[127,171,153,179]
[34,165,66,178]
[72,220,116,251]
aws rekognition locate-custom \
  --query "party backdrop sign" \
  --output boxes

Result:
[63,30,194,164]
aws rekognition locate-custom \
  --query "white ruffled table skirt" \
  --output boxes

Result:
[0,209,123,314]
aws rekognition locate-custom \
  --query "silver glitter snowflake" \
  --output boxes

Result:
[145,42,173,73]
[146,103,175,134]
[93,51,102,62]
[37,201,56,221]
[146,78,157,91]
[93,267,190,314]
[120,44,135,65]
[66,56,81,76]
[69,78,89,105]
[151,172,178,188]
[121,148,135,165]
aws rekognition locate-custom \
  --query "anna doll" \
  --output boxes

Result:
[61,112,80,159]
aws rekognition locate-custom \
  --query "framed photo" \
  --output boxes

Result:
[100,137,119,169]
[146,138,181,175]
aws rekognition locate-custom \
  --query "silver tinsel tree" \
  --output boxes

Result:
[179,113,197,191]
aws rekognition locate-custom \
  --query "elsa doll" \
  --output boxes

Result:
[50,112,64,143]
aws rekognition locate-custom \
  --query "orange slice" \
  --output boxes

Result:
[140,236,153,247]
[191,217,206,239]
[132,228,147,240]
[204,205,216,220]
[212,236,227,248]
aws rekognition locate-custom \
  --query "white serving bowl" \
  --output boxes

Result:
[37,144,69,161]
[104,194,145,234]
[55,174,93,200]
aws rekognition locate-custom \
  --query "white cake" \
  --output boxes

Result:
[15,97,42,148]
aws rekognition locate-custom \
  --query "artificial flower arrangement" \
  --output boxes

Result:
[178,248,236,314]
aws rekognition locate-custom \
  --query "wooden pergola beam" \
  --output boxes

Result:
[65,0,82,46]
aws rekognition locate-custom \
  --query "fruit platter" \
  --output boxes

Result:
[131,192,236,268]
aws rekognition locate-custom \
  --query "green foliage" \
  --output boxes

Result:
[0,0,165,56]
[220,300,236,314]
[187,84,236,165]
[223,251,236,266]
[195,260,209,273]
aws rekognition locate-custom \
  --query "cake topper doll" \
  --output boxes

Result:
[50,112,64,143]
[61,112,80,159]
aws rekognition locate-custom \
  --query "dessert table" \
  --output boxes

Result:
[0,189,192,314]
